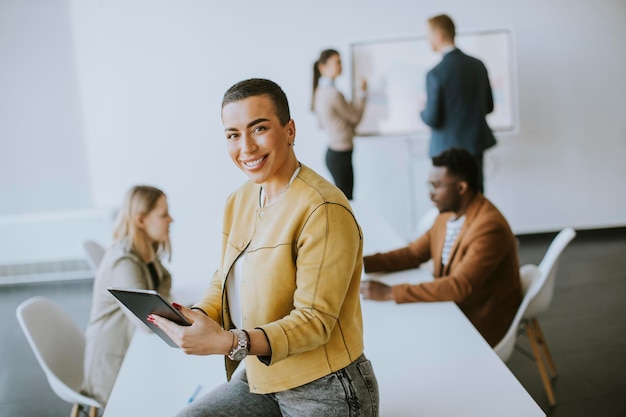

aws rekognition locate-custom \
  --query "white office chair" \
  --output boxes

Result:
[412,207,439,273]
[526,227,577,321]
[413,206,439,238]
[82,240,105,272]
[522,227,576,406]
[494,264,542,363]
[495,227,576,407]
[16,296,101,417]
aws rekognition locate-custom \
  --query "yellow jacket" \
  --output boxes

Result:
[194,164,364,394]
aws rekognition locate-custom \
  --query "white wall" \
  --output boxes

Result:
[4,0,625,285]
[0,0,91,215]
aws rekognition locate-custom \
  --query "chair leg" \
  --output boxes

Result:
[530,318,558,378]
[70,404,80,417]
[89,406,99,417]
[527,324,557,406]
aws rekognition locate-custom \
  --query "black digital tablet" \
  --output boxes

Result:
[108,287,191,348]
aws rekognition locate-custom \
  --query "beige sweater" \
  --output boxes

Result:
[314,85,366,151]
[81,242,172,407]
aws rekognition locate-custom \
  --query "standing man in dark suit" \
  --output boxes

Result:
[420,14,496,193]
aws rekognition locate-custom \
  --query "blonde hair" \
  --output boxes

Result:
[112,185,171,262]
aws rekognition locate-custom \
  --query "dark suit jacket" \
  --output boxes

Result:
[420,48,496,157]
[363,195,521,347]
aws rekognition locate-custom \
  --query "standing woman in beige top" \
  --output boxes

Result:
[81,185,173,409]
[312,49,367,200]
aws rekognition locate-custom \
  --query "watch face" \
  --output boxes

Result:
[228,329,249,361]
[231,348,248,361]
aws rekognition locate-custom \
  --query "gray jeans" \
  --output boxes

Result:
[176,354,379,417]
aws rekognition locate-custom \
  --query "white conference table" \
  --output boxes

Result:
[104,204,545,417]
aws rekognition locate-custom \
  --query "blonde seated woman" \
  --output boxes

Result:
[81,185,173,409]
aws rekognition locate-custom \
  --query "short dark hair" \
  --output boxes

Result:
[222,78,291,125]
[432,148,479,192]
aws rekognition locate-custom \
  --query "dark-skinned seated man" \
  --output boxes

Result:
[360,147,521,347]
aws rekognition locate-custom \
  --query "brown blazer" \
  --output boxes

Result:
[363,195,521,347]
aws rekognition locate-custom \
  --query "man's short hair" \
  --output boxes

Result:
[428,14,456,41]
[432,148,479,192]
[222,78,291,125]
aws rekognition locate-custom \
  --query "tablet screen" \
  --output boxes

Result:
[108,287,191,347]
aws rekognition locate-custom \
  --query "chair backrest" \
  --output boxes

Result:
[494,264,542,362]
[83,240,105,272]
[414,207,439,238]
[16,296,101,408]
[523,227,576,319]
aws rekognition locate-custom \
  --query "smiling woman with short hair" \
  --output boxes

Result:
[151,78,379,417]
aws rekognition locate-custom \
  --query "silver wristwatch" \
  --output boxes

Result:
[228,329,250,361]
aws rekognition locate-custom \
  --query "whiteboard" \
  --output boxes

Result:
[351,29,517,137]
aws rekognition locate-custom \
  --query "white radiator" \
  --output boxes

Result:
[0,208,115,285]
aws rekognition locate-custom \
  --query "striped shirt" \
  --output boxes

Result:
[442,215,465,266]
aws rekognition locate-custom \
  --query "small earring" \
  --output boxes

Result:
[289,142,294,147]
